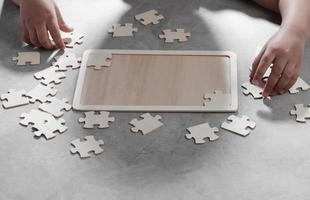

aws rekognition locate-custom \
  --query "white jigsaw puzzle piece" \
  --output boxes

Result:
[70,135,104,158]
[87,52,112,70]
[0,89,29,109]
[26,85,57,103]
[289,78,310,94]
[78,111,115,129]
[20,109,67,139]
[241,82,263,99]
[32,117,67,140]
[290,104,310,123]
[52,53,81,71]
[186,122,219,144]
[135,10,164,25]
[34,67,66,86]
[20,109,54,126]
[108,23,138,37]
[129,113,163,135]
[12,52,40,65]
[39,97,72,118]
[221,115,256,136]
[159,29,191,43]
[61,32,85,48]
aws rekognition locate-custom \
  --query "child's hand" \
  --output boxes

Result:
[20,0,73,49]
[250,28,306,96]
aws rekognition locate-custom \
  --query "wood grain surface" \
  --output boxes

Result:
[80,53,231,107]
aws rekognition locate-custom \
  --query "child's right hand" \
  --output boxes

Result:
[250,27,306,96]
[20,0,73,49]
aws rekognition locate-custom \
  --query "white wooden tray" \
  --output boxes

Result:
[73,49,238,112]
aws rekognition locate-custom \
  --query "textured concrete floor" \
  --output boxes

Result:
[1,0,310,199]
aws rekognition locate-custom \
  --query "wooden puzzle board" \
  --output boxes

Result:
[73,50,238,112]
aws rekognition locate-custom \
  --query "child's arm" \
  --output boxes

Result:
[13,0,73,49]
[250,0,310,96]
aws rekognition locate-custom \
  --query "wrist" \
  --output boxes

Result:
[281,23,310,41]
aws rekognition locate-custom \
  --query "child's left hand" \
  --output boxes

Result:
[250,27,306,96]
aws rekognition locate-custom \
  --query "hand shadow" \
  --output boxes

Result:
[257,92,308,122]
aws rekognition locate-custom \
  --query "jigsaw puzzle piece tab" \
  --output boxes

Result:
[34,67,66,86]
[26,85,57,103]
[39,97,72,118]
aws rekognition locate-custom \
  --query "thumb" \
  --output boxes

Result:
[55,5,74,32]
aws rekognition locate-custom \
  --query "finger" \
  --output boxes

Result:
[22,23,31,44]
[284,63,300,92]
[55,5,74,32]
[36,25,54,49]
[251,49,275,85]
[263,57,288,97]
[250,45,266,78]
[283,75,299,93]
[47,20,65,49]
[273,62,297,94]
[28,27,41,48]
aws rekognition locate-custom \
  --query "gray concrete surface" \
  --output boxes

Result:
[1,0,310,199]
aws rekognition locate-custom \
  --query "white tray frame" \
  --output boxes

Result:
[73,49,238,112]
